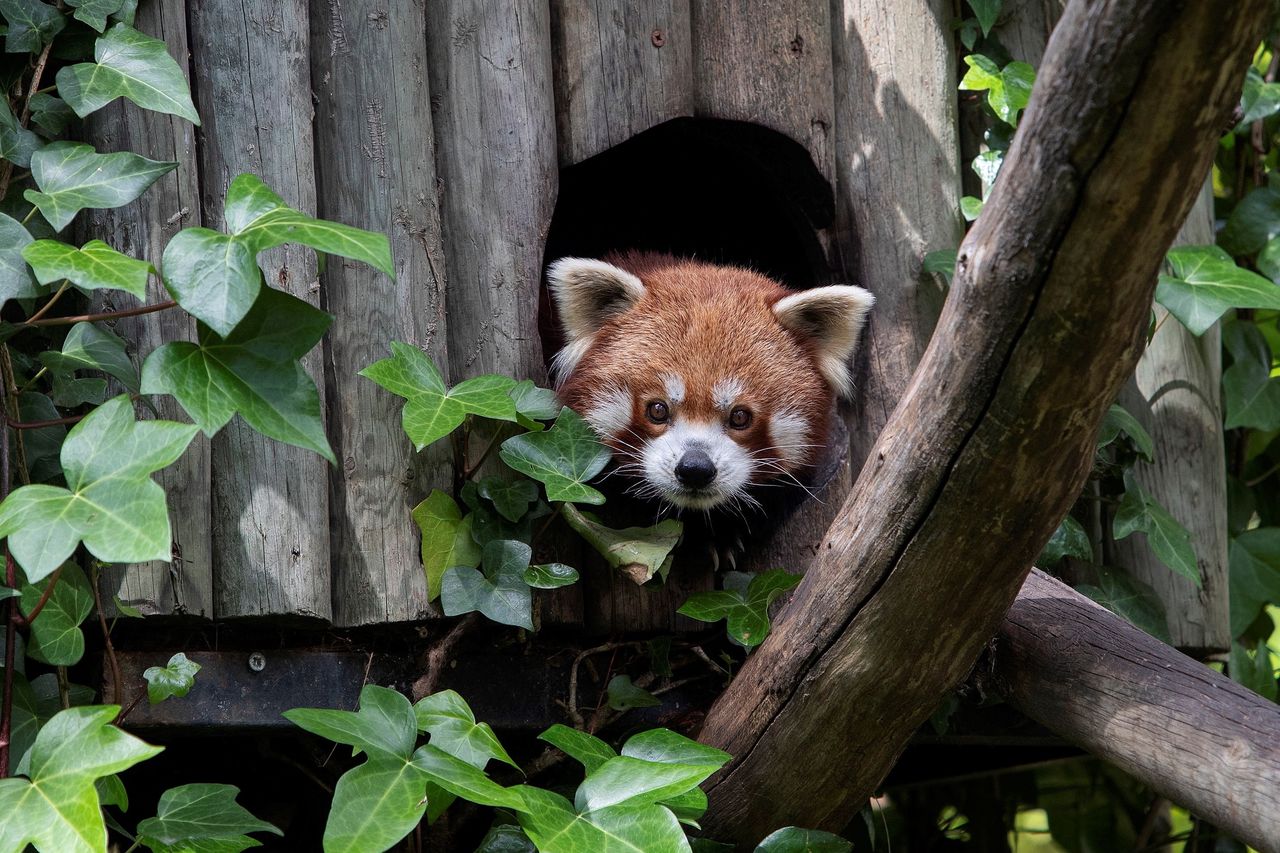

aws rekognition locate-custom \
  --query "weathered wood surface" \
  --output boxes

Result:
[188,0,330,620]
[310,0,449,626]
[1114,182,1229,654]
[697,0,1265,840]
[995,570,1280,853]
[85,0,210,619]
[550,0,694,166]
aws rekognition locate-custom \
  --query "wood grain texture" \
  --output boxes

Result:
[690,0,835,183]
[550,0,693,166]
[188,0,330,620]
[83,0,210,619]
[696,0,1265,839]
[996,570,1280,853]
[310,0,450,626]
[1113,183,1229,653]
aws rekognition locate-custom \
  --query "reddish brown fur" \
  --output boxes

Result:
[558,252,833,472]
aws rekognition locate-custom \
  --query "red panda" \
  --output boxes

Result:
[548,252,874,516]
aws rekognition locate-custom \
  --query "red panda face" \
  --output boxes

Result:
[548,253,874,512]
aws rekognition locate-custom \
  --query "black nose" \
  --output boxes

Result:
[675,448,717,488]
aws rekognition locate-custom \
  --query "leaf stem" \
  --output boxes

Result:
[25,299,178,328]
[25,279,71,325]
[14,562,62,627]
[19,40,53,127]
[13,366,47,397]
[20,207,36,226]
[8,413,84,430]
[90,565,123,713]
[463,423,507,480]
[0,371,14,778]
[115,687,146,726]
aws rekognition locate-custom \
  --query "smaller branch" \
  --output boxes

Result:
[463,423,507,481]
[18,40,53,126]
[14,366,48,397]
[9,413,84,430]
[25,300,177,328]
[114,688,147,726]
[410,613,479,701]
[25,280,71,325]
[90,565,123,710]
[14,562,63,627]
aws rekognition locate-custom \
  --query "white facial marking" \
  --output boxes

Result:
[768,408,811,468]
[659,372,685,405]
[641,419,753,510]
[712,377,746,412]
[550,339,592,387]
[582,385,632,439]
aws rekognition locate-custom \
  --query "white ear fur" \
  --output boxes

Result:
[547,257,646,384]
[773,285,875,398]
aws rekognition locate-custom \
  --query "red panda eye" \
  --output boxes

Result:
[646,401,669,424]
[729,407,752,430]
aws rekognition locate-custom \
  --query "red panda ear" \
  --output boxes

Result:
[547,257,646,382]
[773,285,876,398]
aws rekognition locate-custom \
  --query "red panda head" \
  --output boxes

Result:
[548,252,874,512]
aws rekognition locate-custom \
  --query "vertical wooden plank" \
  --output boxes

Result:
[549,0,694,166]
[310,0,450,626]
[84,0,210,618]
[690,0,836,183]
[188,0,330,620]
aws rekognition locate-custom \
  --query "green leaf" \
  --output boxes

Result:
[510,379,560,428]
[1223,354,1280,431]
[1238,67,1280,128]
[560,503,683,584]
[1229,528,1280,636]
[754,827,853,853]
[0,706,162,853]
[678,569,801,648]
[412,489,482,602]
[414,689,517,771]
[605,674,660,711]
[440,539,534,630]
[1229,638,1277,701]
[538,724,616,774]
[1076,566,1171,644]
[1038,515,1091,567]
[25,141,177,231]
[575,756,719,813]
[136,783,280,853]
[0,211,41,304]
[23,238,152,298]
[95,773,127,811]
[1221,185,1280,256]
[524,562,579,589]
[361,342,518,450]
[972,149,1003,191]
[958,53,1001,92]
[478,476,540,523]
[0,396,198,581]
[922,249,956,285]
[500,408,611,504]
[477,824,537,853]
[1156,245,1280,335]
[41,321,140,393]
[1112,471,1199,586]
[959,54,1032,125]
[56,22,198,121]
[66,0,122,32]
[0,97,40,168]
[140,287,335,462]
[620,729,731,771]
[28,92,75,136]
[0,0,65,52]
[322,756,429,853]
[143,652,200,704]
[515,786,691,853]
[284,684,418,761]
[967,0,1001,35]
[409,743,527,812]
[960,195,983,221]
[1096,403,1154,461]
[20,562,93,665]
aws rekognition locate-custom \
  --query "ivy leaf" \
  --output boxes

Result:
[285,684,418,761]
[322,756,429,853]
[605,674,660,711]
[0,211,40,304]
[538,724,617,774]
[1238,67,1280,129]
[20,562,93,665]
[477,824,537,853]
[1220,185,1280,256]
[0,706,162,853]
[14,392,66,483]
[1076,567,1171,643]
[478,476,540,523]
[678,569,801,648]
[1223,355,1280,431]
[620,729,731,771]
[136,783,281,853]
[1155,245,1280,335]
[65,0,122,32]
[25,142,177,232]
[971,150,1003,191]
[41,321,141,393]
[412,489,482,602]
[754,827,853,853]
[0,396,198,582]
[140,287,335,462]
[1229,639,1278,702]
[560,503,682,584]
[523,562,579,589]
[510,379,560,430]
[440,539,534,630]
[28,93,75,137]
[0,0,66,52]
[162,174,390,335]
[959,55,1033,125]
[967,0,1001,36]
[1096,403,1154,461]
[922,248,956,286]
[143,652,200,704]
[23,238,152,298]
[361,342,518,450]
[575,755,720,813]
[1229,529,1280,636]
[1037,515,1091,567]
[960,195,983,221]
[1112,471,1199,586]
[0,98,41,168]
[56,22,198,121]
[95,773,127,811]
[500,408,611,504]
[515,786,691,853]
[414,689,518,770]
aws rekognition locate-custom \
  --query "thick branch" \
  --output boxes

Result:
[994,571,1280,853]
[698,0,1266,840]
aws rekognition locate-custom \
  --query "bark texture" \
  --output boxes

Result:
[996,570,1280,853]
[697,0,1266,840]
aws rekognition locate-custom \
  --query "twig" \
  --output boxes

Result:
[0,347,30,487]
[90,565,123,711]
[462,423,506,481]
[25,300,177,328]
[18,40,52,126]
[115,688,147,725]
[25,280,71,325]
[411,613,479,701]
[14,366,47,397]
[0,370,13,777]
[565,642,643,729]
[689,644,731,678]
[14,562,63,627]
[8,413,84,430]
[1134,795,1168,850]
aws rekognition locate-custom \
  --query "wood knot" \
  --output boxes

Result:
[651,29,666,48]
